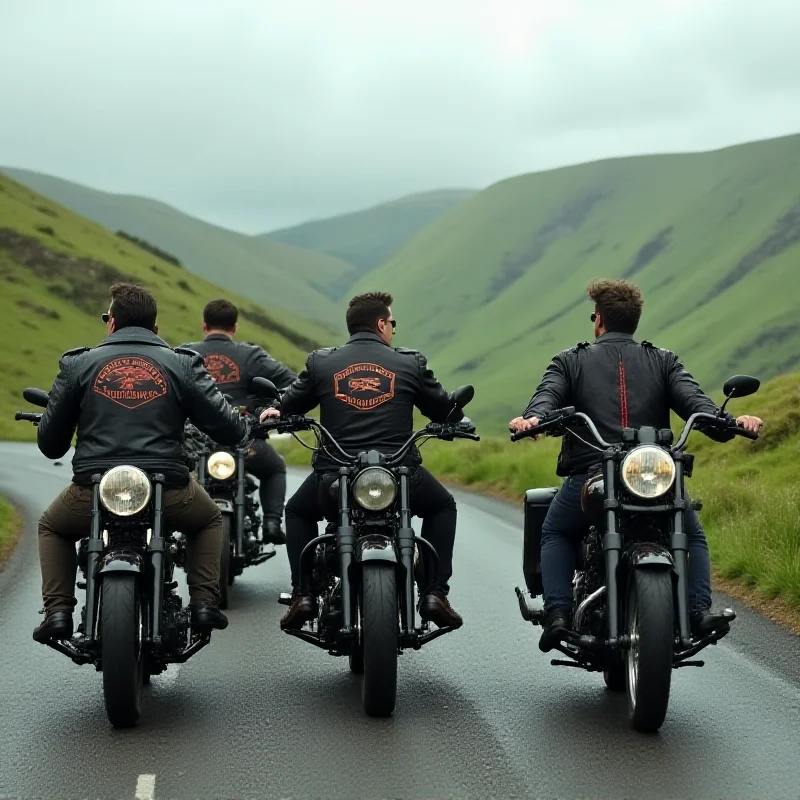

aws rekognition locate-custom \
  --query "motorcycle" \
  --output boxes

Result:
[15,385,267,729]
[183,411,276,609]
[252,377,479,717]
[511,374,760,732]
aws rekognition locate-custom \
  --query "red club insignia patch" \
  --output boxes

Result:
[93,357,168,410]
[334,363,396,411]
[205,354,240,384]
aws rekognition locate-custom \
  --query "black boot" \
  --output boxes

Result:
[33,610,73,643]
[539,606,572,653]
[691,607,734,637]
[419,588,463,628]
[262,521,286,545]
[280,589,317,630]
[191,604,229,631]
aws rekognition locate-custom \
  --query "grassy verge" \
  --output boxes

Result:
[0,494,22,571]
[274,372,800,621]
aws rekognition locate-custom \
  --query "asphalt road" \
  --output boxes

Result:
[1,443,799,800]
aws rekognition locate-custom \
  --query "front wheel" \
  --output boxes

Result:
[218,515,232,609]
[100,574,144,728]
[625,569,674,732]
[361,563,398,717]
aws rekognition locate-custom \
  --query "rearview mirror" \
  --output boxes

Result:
[23,388,50,408]
[251,377,279,400]
[723,375,760,400]
[451,385,475,411]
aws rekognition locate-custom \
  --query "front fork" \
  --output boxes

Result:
[234,449,247,557]
[337,468,356,634]
[671,457,692,648]
[396,468,416,635]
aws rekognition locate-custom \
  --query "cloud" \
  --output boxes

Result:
[1,0,799,232]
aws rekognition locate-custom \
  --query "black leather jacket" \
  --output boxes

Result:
[523,332,733,477]
[180,334,297,415]
[37,327,249,486]
[278,332,463,470]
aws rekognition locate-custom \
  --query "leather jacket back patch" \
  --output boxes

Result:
[205,353,240,384]
[93,356,168,410]
[334,362,396,411]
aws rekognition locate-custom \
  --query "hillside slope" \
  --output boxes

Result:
[263,189,475,292]
[0,173,319,440]
[355,134,800,429]
[1,167,351,331]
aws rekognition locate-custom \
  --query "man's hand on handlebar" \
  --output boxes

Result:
[509,416,540,441]
[736,415,763,436]
[259,408,281,422]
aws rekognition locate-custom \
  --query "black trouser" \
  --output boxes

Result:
[245,439,287,526]
[285,467,457,593]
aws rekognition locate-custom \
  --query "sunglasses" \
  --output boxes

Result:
[101,311,111,323]
[590,312,598,323]
[383,319,396,331]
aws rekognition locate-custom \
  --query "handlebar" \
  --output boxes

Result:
[510,407,757,450]
[15,412,42,424]
[253,415,479,467]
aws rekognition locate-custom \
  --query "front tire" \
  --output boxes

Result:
[625,569,674,732]
[219,515,232,609]
[100,574,144,728]
[361,564,398,717]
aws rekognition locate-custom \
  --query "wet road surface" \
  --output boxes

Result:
[1,443,799,800]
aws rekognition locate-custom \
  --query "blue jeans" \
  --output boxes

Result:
[540,474,712,613]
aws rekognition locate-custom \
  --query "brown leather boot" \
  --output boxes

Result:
[280,590,317,630]
[419,589,463,628]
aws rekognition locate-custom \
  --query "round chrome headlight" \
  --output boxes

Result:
[99,465,152,516]
[621,446,676,499]
[352,467,398,511]
[207,451,236,480]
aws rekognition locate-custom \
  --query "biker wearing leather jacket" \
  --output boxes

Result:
[181,299,297,544]
[262,292,465,631]
[509,279,763,647]
[33,284,248,643]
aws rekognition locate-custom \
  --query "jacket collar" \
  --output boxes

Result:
[97,327,171,348]
[595,331,636,344]
[204,333,234,342]
[347,332,387,346]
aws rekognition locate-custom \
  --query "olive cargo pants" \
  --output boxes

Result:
[38,479,223,612]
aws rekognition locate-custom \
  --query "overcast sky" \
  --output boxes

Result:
[2,0,800,233]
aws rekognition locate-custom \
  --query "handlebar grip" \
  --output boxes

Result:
[15,412,42,423]
[510,428,536,442]
[734,426,759,441]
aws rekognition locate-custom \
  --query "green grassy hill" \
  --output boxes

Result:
[1,167,352,331]
[0,173,320,440]
[263,189,475,293]
[354,134,800,431]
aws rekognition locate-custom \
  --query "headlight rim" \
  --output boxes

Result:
[207,450,237,481]
[352,466,398,512]
[620,444,676,500]
[98,464,152,517]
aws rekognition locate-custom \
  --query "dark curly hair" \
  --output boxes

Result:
[587,278,644,334]
[346,292,393,335]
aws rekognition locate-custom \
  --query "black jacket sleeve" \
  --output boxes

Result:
[665,352,734,442]
[523,352,571,419]
[179,352,249,446]
[413,353,463,423]
[278,352,319,416]
[252,348,297,389]
[37,353,84,460]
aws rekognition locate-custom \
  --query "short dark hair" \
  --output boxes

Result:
[109,283,157,330]
[587,278,644,335]
[346,292,393,335]
[203,299,238,331]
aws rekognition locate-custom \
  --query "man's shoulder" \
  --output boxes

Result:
[61,345,91,359]
[639,339,676,358]
[554,341,592,359]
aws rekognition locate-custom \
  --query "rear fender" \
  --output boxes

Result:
[97,550,143,575]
